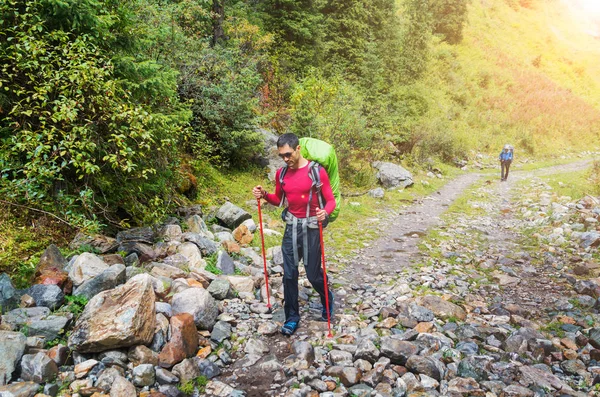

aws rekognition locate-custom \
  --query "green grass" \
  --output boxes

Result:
[537,167,598,199]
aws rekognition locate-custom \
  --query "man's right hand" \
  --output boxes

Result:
[252,185,265,199]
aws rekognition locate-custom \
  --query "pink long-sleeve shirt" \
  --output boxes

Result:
[265,163,336,218]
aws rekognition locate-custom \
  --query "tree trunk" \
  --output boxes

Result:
[211,0,225,47]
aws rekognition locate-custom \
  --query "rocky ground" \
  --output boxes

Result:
[2,159,600,397]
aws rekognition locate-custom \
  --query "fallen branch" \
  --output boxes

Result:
[0,199,79,229]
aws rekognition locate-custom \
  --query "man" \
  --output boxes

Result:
[252,133,336,336]
[499,144,513,181]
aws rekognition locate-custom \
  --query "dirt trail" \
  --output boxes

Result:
[340,160,593,310]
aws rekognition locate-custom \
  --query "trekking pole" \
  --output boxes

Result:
[318,217,333,338]
[257,198,271,309]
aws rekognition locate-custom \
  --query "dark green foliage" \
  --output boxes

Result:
[430,0,469,44]
[259,0,325,73]
[0,0,189,227]
[399,0,433,84]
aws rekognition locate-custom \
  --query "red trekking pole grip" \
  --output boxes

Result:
[257,198,271,308]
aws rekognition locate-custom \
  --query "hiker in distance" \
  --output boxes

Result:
[252,133,336,336]
[499,144,514,181]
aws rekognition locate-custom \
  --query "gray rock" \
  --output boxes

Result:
[216,202,252,229]
[208,279,231,300]
[111,375,137,396]
[198,359,221,379]
[216,251,235,275]
[69,252,109,287]
[159,384,186,397]
[28,315,70,341]
[455,341,478,356]
[1,307,50,330]
[73,263,126,300]
[0,331,27,385]
[408,303,434,322]
[0,382,40,397]
[182,232,218,256]
[215,231,234,242]
[210,321,232,343]
[368,188,385,198]
[579,231,600,248]
[457,356,491,381]
[589,327,600,349]
[132,363,155,387]
[26,284,64,310]
[380,337,418,364]
[330,350,354,366]
[96,366,124,391]
[245,338,270,355]
[503,384,534,396]
[171,287,218,330]
[272,246,284,266]
[405,355,443,381]
[372,161,413,189]
[20,352,58,383]
[323,366,362,387]
[0,273,19,311]
[172,358,200,383]
[116,227,155,244]
[355,339,380,363]
[574,280,600,298]
[348,384,373,397]
[293,341,315,364]
[159,224,182,241]
[155,302,172,318]
[156,367,179,385]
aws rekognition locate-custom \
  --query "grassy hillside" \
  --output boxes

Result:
[2,0,600,280]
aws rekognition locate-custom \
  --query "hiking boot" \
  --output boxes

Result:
[320,291,334,322]
[281,320,299,336]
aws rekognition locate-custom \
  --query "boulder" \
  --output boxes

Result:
[380,337,418,365]
[216,202,252,229]
[182,233,218,256]
[26,284,64,310]
[110,375,136,397]
[233,224,253,245]
[207,279,231,300]
[416,295,466,321]
[28,314,71,341]
[177,243,204,269]
[372,161,413,189]
[116,227,155,244]
[69,253,109,287]
[73,264,126,300]
[0,382,40,397]
[0,331,27,385]
[158,313,199,368]
[70,232,118,253]
[226,276,254,294]
[68,274,156,353]
[33,244,71,293]
[171,287,218,330]
[0,273,19,311]
[20,352,58,383]
[216,251,235,275]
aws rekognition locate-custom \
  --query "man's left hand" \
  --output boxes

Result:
[316,208,328,222]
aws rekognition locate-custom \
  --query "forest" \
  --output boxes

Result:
[1,0,599,230]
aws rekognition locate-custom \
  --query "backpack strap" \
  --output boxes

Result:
[278,165,288,208]
[309,162,325,210]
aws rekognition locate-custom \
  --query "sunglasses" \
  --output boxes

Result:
[278,151,295,159]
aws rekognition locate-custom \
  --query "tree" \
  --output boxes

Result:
[430,0,469,44]
[398,0,433,84]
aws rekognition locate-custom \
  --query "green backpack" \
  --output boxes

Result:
[278,137,341,222]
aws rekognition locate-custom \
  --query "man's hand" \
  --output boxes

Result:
[316,208,328,222]
[252,185,266,200]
